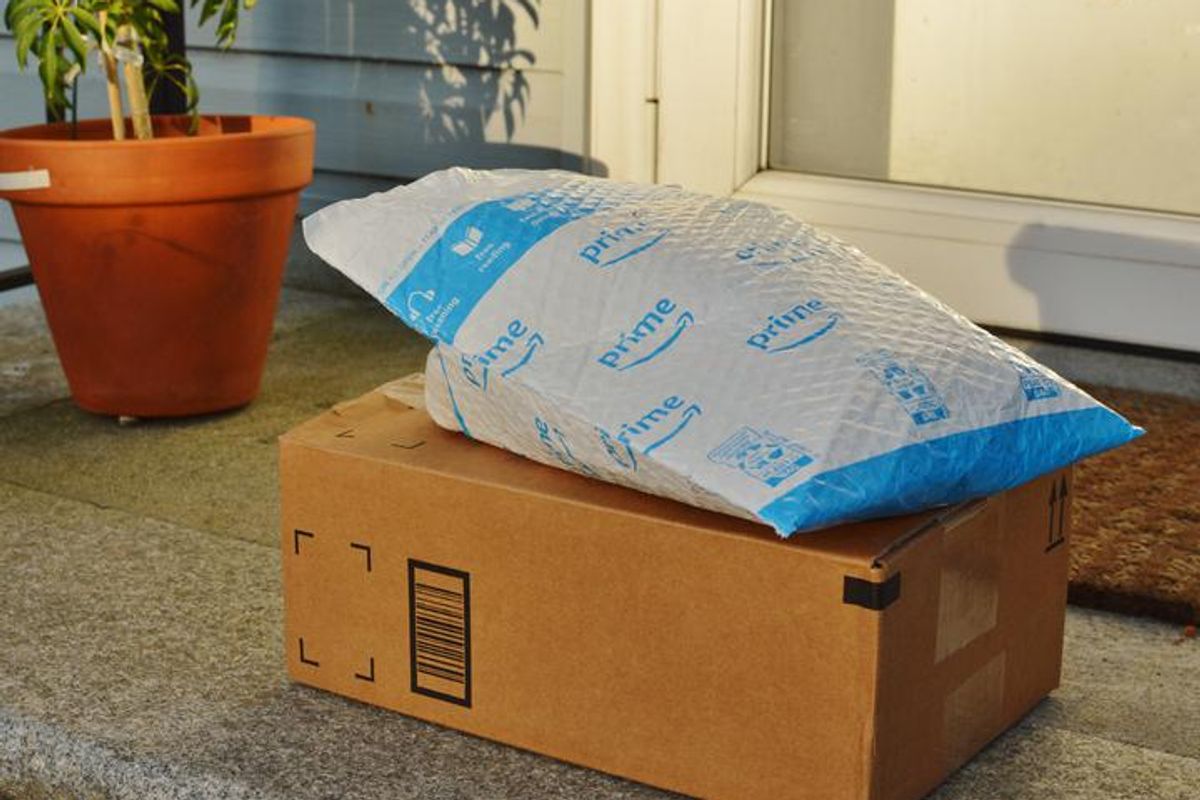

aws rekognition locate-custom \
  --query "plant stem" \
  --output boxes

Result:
[98,11,126,141]
[70,78,78,140]
[117,25,154,141]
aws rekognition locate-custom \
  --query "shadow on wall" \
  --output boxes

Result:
[413,0,536,145]
[409,0,603,174]
[206,0,603,177]
[1006,223,1200,348]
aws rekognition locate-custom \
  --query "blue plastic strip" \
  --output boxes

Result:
[436,348,472,439]
[385,193,597,345]
[760,407,1142,536]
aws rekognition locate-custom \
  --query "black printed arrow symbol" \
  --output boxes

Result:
[350,542,373,572]
[1047,481,1057,546]
[299,637,320,667]
[294,529,314,555]
[336,428,355,439]
[1057,475,1068,540]
[1045,478,1067,553]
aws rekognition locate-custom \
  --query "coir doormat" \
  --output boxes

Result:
[1070,384,1199,625]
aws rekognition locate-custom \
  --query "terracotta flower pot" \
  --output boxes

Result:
[0,114,315,417]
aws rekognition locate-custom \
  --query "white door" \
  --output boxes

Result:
[591,0,1200,352]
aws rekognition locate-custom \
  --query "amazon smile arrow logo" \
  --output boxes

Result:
[598,298,695,371]
[747,299,840,353]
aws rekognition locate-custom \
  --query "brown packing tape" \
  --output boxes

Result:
[935,498,1001,663]
[942,653,1007,770]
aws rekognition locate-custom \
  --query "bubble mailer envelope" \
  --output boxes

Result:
[304,168,1141,535]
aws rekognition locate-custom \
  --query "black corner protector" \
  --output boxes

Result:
[843,573,902,611]
[350,542,373,572]
[293,529,315,555]
[298,637,320,667]
[355,656,376,683]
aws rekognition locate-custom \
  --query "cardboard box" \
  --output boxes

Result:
[280,383,1072,800]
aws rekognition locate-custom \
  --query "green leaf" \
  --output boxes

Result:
[187,0,246,48]
[60,15,87,69]
[193,0,217,27]
[218,3,238,47]
[5,0,47,31]
[9,0,255,132]
[38,31,63,114]
[13,10,44,69]
[68,6,100,37]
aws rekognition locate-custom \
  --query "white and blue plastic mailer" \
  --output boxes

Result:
[304,168,1141,535]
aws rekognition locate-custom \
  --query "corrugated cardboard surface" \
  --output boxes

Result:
[280,388,1070,800]
[871,472,1071,800]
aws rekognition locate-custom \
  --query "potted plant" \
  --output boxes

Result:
[0,0,314,417]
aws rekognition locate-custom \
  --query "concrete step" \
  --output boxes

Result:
[1,279,1196,799]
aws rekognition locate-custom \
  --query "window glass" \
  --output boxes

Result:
[770,0,1200,215]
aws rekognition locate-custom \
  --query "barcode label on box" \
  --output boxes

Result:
[407,559,472,707]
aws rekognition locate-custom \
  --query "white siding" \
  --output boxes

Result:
[0,1,585,266]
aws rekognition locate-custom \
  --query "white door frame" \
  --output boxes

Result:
[589,0,1200,352]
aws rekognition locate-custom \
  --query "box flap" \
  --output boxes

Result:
[283,387,951,570]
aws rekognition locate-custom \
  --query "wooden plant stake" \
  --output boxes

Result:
[116,24,153,141]
[98,11,125,141]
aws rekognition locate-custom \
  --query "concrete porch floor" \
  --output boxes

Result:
[0,279,1197,799]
